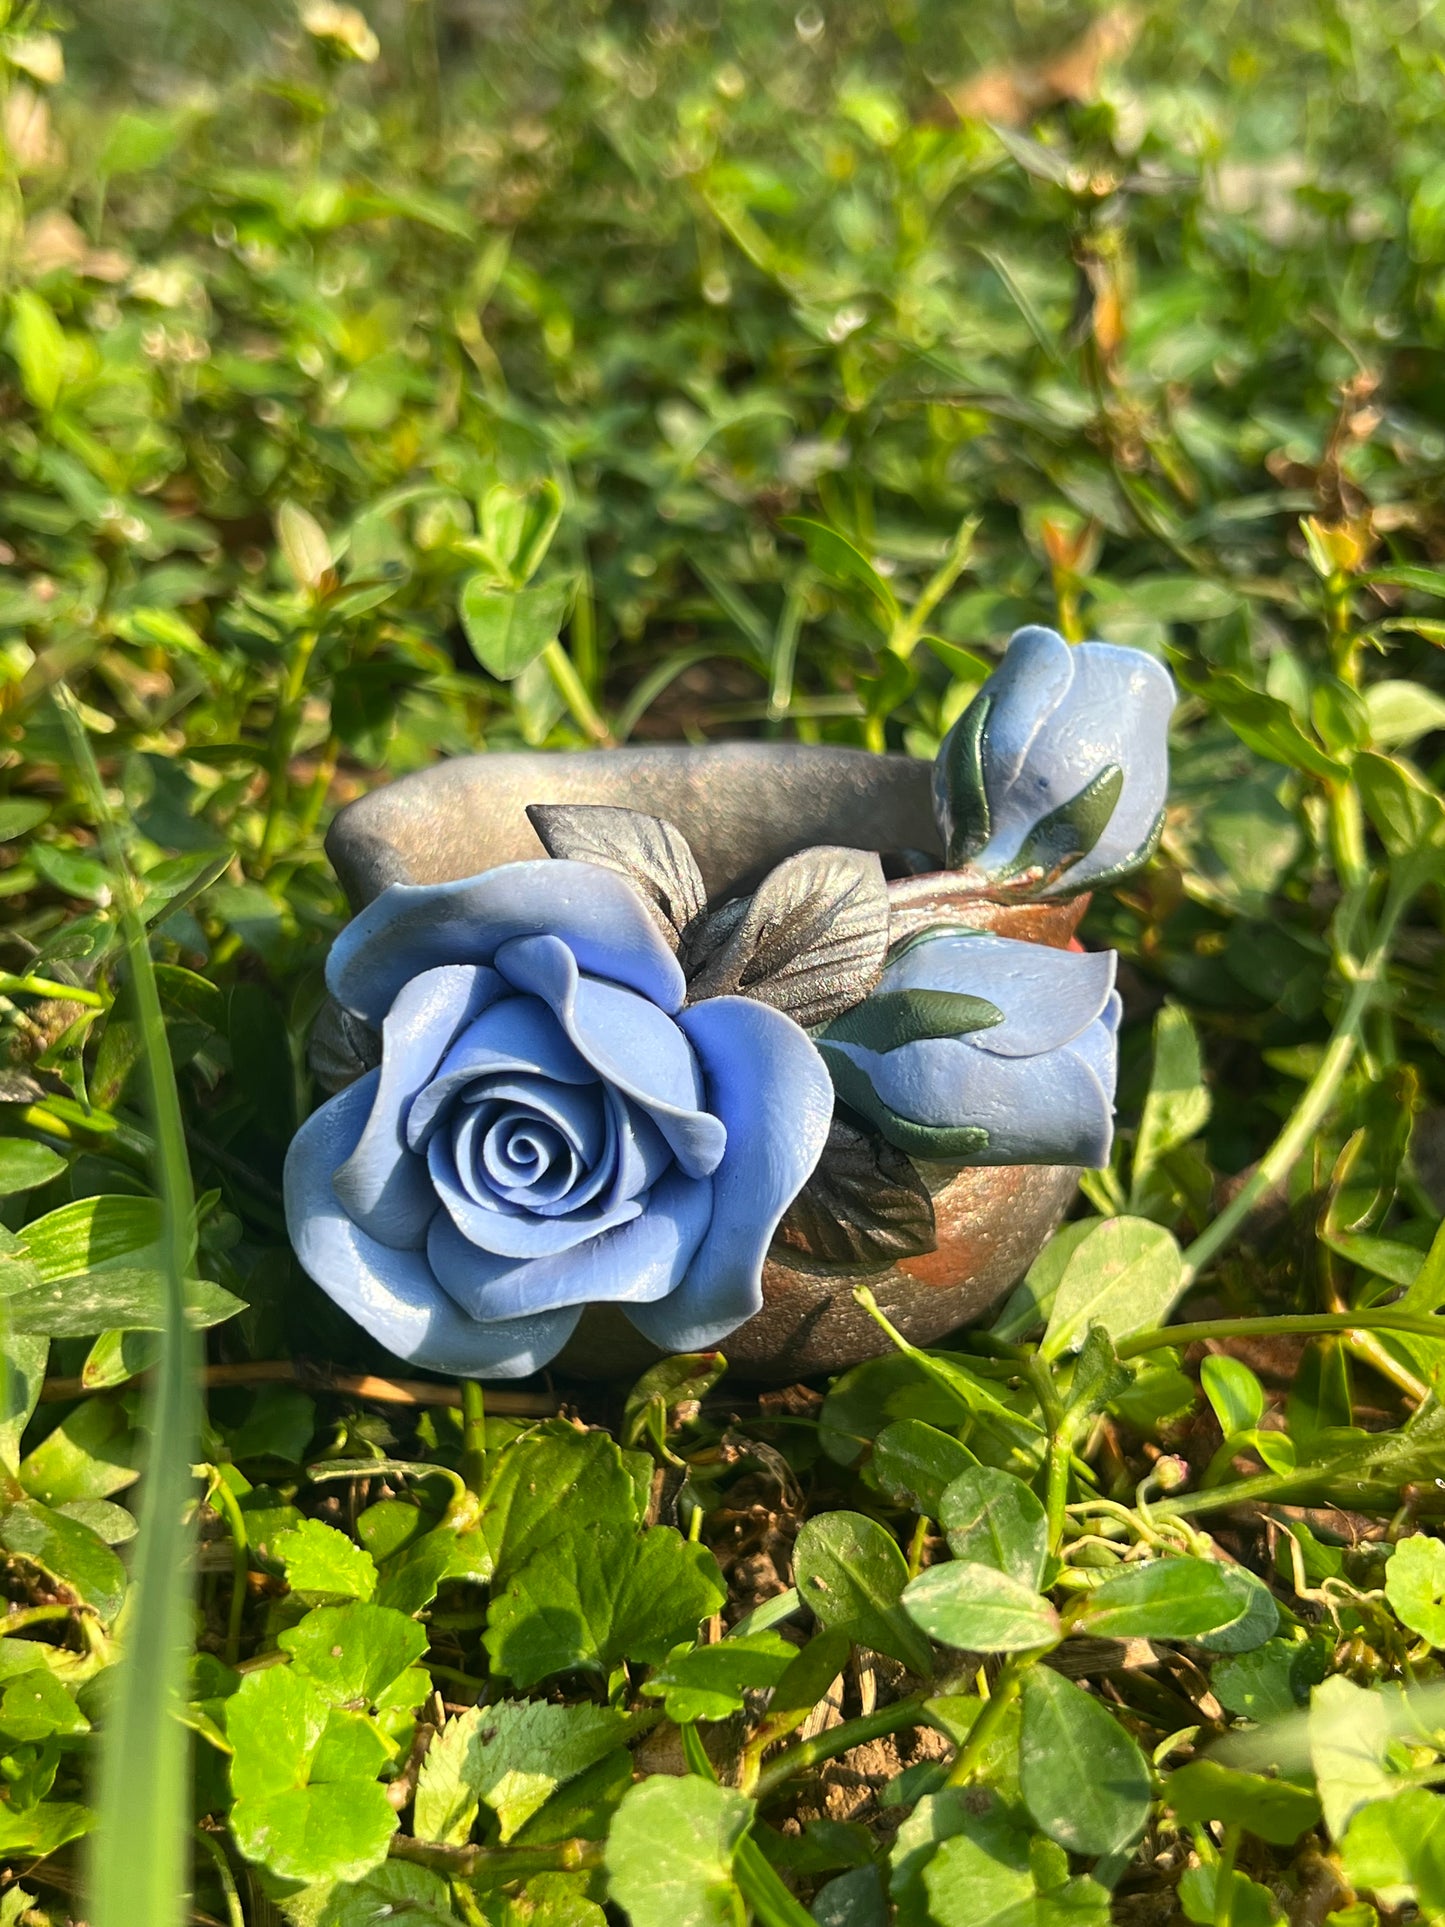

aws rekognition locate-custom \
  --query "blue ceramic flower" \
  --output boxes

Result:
[817,931,1121,1167]
[934,625,1176,893]
[284,861,834,1377]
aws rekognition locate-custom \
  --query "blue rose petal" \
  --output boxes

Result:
[939,626,1175,894]
[286,1072,582,1377]
[426,1122,644,1258]
[824,933,1121,1169]
[879,932,1117,1058]
[287,853,837,1376]
[404,997,594,1148]
[495,933,726,1180]
[327,859,687,1026]
[332,962,501,1251]
[426,1168,713,1321]
[628,997,833,1352]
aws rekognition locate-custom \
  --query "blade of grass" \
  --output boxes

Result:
[58,684,200,1927]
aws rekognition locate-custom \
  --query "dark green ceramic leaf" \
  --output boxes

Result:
[772,1112,936,1268]
[819,989,1003,1054]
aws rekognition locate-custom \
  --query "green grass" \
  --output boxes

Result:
[0,1,1441,1922]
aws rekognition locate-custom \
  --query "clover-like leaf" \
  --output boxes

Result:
[526,805,708,951]
[278,1601,429,1724]
[937,1468,1048,1590]
[484,1523,725,1688]
[684,845,889,1027]
[1018,1665,1151,1856]
[272,1518,378,1603]
[640,1629,796,1723]
[796,1511,935,1674]
[605,1775,752,1927]
[902,1562,1060,1655]
[1385,1535,1445,1645]
[228,1665,397,1884]
[772,1113,936,1269]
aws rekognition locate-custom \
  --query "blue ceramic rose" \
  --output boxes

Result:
[934,625,1176,893]
[817,932,1121,1167]
[284,861,833,1377]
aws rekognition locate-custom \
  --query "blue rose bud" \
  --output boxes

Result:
[285,861,833,1377]
[934,625,1176,894]
[816,931,1120,1167]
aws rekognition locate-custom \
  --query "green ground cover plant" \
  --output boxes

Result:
[0,0,1444,1921]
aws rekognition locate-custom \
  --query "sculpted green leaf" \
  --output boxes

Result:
[684,845,890,1029]
[605,1774,752,1927]
[773,1113,937,1269]
[526,805,707,950]
[795,1511,935,1675]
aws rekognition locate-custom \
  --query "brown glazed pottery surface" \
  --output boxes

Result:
[326,743,1087,1381]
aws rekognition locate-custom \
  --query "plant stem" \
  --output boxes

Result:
[888,515,979,660]
[542,639,615,745]
[752,1693,937,1801]
[1025,1358,1071,1554]
[0,1602,82,1635]
[1117,1309,1445,1360]
[734,1835,818,1927]
[945,1657,1027,1785]
[260,627,320,865]
[203,1469,250,1667]
[1180,883,1409,1285]
[194,1828,245,1927]
[0,971,104,1007]
[37,1358,556,1415]
[390,1834,603,1878]
[460,1377,486,1496]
